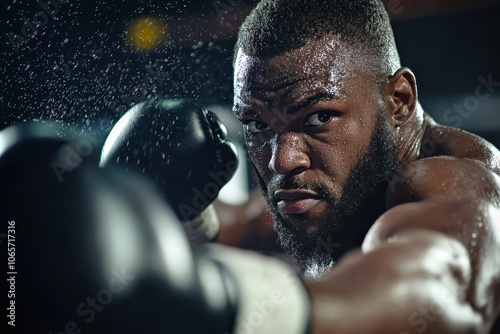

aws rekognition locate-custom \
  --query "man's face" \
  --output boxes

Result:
[233,37,398,274]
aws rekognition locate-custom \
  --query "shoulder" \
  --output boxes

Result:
[420,113,500,176]
[386,156,500,208]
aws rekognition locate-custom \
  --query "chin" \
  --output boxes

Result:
[279,214,319,234]
[279,200,334,233]
[274,213,338,275]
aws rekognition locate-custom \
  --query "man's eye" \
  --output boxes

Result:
[246,121,270,133]
[305,112,333,126]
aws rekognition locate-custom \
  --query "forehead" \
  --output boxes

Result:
[234,36,373,104]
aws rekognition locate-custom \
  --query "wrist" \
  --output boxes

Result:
[182,204,220,244]
[204,245,312,334]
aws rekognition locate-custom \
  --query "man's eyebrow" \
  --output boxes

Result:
[233,103,257,118]
[233,91,339,118]
[288,91,339,115]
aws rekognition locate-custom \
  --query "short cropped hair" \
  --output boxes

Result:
[235,0,401,76]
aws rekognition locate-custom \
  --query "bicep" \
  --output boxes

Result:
[364,160,500,327]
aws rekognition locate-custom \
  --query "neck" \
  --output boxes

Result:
[396,102,427,165]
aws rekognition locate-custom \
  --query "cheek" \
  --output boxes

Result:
[316,119,373,181]
[343,118,373,156]
[247,144,271,177]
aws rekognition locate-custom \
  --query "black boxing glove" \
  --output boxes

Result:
[100,98,238,244]
[0,122,238,333]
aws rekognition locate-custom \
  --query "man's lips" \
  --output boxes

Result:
[274,189,322,215]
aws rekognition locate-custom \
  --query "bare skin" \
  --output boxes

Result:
[233,36,500,333]
[215,189,280,253]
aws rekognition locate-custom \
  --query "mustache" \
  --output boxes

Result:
[266,176,335,204]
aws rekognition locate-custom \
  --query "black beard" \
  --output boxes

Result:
[253,111,399,277]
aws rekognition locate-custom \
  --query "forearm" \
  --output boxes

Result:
[305,230,483,334]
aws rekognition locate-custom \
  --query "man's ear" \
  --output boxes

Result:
[386,67,417,127]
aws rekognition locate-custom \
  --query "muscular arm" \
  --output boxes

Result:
[306,157,500,334]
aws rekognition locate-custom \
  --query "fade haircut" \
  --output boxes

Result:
[235,0,401,77]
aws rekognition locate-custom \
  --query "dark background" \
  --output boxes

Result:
[0,0,499,146]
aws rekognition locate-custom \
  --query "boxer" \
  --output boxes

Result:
[232,0,500,332]
[8,1,499,332]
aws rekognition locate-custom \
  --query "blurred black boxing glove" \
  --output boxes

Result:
[100,98,238,244]
[0,122,238,334]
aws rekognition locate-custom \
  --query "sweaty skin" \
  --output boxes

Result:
[233,36,500,333]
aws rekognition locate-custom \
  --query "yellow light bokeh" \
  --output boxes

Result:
[127,16,168,51]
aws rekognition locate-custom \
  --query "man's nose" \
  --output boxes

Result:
[268,133,310,175]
